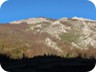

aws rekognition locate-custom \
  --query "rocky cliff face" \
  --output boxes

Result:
[0,17,96,59]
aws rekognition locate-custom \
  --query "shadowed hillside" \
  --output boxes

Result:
[0,55,95,72]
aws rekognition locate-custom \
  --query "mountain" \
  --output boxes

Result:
[0,17,96,59]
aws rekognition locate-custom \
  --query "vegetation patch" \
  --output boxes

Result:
[59,32,80,43]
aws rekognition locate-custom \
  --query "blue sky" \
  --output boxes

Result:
[0,0,96,23]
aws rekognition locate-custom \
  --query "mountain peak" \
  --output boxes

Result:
[10,17,51,24]
[72,17,96,22]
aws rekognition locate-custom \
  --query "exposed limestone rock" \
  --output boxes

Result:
[44,37,63,53]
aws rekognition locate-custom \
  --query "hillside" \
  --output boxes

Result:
[0,17,96,59]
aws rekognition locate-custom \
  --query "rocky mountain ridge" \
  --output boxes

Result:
[0,17,96,59]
